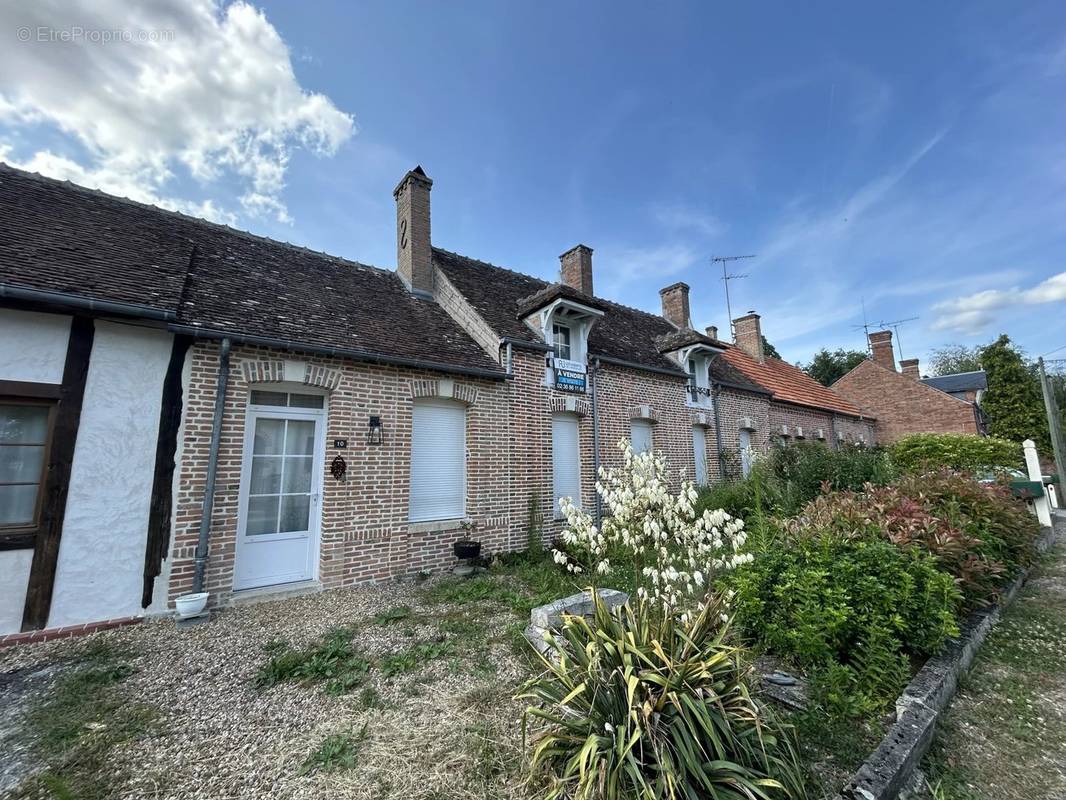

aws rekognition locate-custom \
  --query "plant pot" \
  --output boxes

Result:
[174,592,209,619]
[453,539,482,560]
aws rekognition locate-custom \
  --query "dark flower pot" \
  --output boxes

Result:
[453,539,482,560]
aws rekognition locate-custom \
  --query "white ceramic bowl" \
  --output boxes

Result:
[174,591,209,619]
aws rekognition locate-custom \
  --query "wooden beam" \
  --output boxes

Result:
[141,335,191,608]
[21,317,95,631]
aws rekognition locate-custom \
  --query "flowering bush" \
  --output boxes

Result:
[553,440,751,620]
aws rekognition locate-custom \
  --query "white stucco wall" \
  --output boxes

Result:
[48,322,174,628]
[0,549,33,634]
[0,308,71,634]
[0,307,70,384]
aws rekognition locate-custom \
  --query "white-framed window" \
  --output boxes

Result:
[552,323,572,361]
[409,399,466,522]
[630,419,653,455]
[552,413,581,518]
[692,426,708,485]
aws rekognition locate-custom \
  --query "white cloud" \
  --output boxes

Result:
[597,242,701,298]
[933,271,1066,333]
[0,0,355,223]
[651,204,725,239]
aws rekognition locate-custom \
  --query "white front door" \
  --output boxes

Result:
[234,399,325,591]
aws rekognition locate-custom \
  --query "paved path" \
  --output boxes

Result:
[923,514,1066,799]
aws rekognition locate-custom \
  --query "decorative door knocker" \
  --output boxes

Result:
[330,454,348,482]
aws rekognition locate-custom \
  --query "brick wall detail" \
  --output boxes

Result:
[833,360,979,444]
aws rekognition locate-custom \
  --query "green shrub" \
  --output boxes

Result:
[766,442,896,514]
[895,469,1039,578]
[696,441,896,521]
[729,533,960,716]
[786,470,1040,606]
[519,592,807,799]
[891,433,1021,473]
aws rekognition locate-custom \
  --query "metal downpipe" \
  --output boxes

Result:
[192,338,231,594]
[591,358,602,524]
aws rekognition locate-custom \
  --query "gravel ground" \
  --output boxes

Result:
[0,576,541,800]
[922,526,1066,800]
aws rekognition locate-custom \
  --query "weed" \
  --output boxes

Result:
[373,605,411,626]
[379,640,454,678]
[299,725,368,775]
[357,685,383,710]
[256,628,370,695]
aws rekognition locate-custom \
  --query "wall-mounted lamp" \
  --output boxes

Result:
[367,415,384,446]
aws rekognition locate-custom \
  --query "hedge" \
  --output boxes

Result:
[890,433,1021,473]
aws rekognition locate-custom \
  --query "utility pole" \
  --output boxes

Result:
[712,254,755,336]
[1037,357,1066,486]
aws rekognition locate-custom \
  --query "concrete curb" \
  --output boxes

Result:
[838,516,1061,800]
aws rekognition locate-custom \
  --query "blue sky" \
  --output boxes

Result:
[2,1,1065,369]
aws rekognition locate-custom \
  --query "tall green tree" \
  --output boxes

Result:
[761,335,781,360]
[802,348,868,386]
[927,344,983,376]
[980,335,1050,451]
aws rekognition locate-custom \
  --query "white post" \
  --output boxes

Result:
[1050,484,1060,510]
[1023,438,1052,527]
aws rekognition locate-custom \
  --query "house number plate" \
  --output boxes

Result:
[333,439,348,448]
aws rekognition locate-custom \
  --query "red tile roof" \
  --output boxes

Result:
[721,345,867,417]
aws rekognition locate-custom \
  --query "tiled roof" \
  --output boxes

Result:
[721,345,865,417]
[654,328,722,354]
[921,370,987,394]
[0,164,504,377]
[434,247,693,374]
[515,282,611,318]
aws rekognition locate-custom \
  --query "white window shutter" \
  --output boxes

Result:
[552,414,581,517]
[409,400,466,522]
[630,420,653,454]
[692,426,707,485]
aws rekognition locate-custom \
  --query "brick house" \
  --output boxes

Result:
[832,330,986,443]
[0,161,875,632]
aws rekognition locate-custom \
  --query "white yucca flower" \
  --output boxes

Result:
[550,438,753,620]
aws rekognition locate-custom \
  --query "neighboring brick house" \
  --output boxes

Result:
[0,161,876,630]
[717,312,877,464]
[832,330,985,443]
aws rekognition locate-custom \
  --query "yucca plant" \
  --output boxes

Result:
[519,591,807,800]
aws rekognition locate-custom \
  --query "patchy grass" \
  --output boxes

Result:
[256,627,371,695]
[789,708,887,797]
[923,541,1066,800]
[300,725,369,775]
[12,641,159,800]
[372,605,412,626]
[379,639,455,678]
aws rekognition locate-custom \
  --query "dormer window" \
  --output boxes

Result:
[553,323,572,361]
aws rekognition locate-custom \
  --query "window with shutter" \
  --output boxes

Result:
[630,420,653,455]
[409,399,466,522]
[552,413,581,518]
[692,426,707,485]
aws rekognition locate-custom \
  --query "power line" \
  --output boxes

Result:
[712,254,755,335]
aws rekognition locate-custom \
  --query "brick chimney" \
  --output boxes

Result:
[733,312,764,362]
[659,282,691,329]
[900,358,920,379]
[559,244,594,296]
[869,330,895,371]
[394,165,434,296]
[705,325,718,340]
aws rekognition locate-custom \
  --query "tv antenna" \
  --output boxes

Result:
[712,254,755,334]
[849,297,872,350]
[875,316,919,360]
